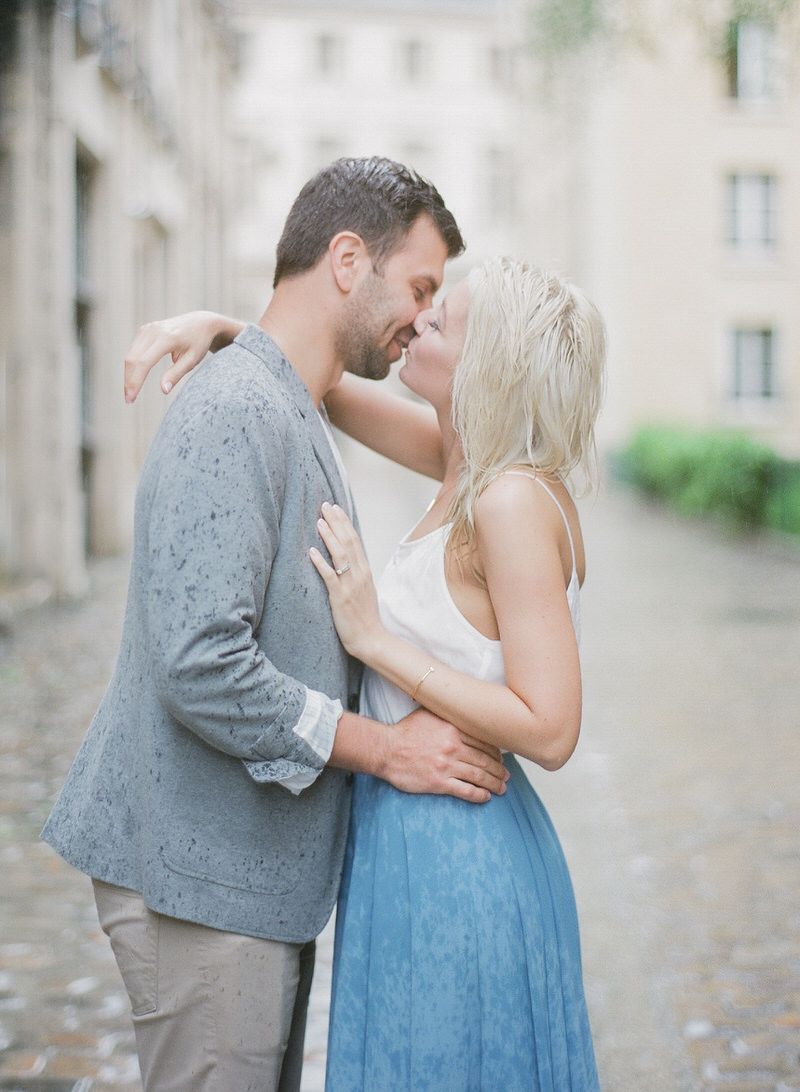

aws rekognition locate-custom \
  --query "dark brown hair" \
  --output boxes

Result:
[273,156,465,287]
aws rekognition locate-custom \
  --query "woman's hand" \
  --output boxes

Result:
[123,311,243,403]
[309,503,384,661]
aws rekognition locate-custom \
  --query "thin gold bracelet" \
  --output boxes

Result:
[411,665,435,702]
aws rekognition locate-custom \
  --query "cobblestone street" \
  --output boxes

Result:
[1,470,798,1091]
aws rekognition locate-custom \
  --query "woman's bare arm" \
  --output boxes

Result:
[123,310,446,480]
[123,311,244,403]
[325,374,444,481]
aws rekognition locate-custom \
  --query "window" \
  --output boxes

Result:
[312,136,344,171]
[149,0,178,131]
[488,45,509,88]
[727,174,776,249]
[402,143,434,178]
[730,329,776,400]
[726,19,775,100]
[75,150,97,554]
[315,33,343,78]
[401,39,427,82]
[75,0,103,54]
[486,146,516,224]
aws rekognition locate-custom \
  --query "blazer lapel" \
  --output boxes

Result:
[306,406,354,517]
[233,325,360,527]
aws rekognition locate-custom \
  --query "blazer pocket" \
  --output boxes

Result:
[160,841,302,897]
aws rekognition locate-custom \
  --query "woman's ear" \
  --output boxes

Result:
[328,231,369,293]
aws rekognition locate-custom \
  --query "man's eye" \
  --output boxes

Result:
[414,287,426,302]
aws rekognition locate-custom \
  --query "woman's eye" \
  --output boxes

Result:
[428,319,440,332]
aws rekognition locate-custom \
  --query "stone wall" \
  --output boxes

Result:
[0,0,235,595]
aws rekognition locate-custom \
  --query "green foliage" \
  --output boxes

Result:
[531,0,606,58]
[622,425,799,533]
[526,0,799,62]
[730,0,798,20]
[766,462,800,534]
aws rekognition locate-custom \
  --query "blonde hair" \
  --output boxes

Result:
[448,258,606,550]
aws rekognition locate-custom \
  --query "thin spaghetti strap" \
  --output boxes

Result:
[500,471,577,574]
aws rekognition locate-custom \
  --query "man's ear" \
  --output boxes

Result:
[328,231,369,293]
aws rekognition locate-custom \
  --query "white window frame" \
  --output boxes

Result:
[727,174,777,250]
[485,145,516,225]
[400,39,428,82]
[488,44,509,89]
[311,136,343,172]
[314,32,344,79]
[732,19,775,101]
[730,328,777,402]
[402,142,434,179]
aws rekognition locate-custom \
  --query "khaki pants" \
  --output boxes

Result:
[93,879,315,1092]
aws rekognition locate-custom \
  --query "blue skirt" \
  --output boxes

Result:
[326,755,600,1091]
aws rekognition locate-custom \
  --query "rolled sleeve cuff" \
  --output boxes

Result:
[244,688,343,795]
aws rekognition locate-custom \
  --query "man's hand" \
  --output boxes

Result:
[381,708,508,803]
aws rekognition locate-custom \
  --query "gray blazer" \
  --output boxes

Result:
[43,326,361,942]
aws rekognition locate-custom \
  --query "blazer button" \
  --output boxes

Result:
[347,692,359,712]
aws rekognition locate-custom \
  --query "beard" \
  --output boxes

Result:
[335,273,396,381]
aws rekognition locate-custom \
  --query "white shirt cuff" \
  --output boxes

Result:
[295,687,341,760]
[244,688,343,795]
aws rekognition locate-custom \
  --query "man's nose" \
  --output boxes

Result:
[413,308,433,336]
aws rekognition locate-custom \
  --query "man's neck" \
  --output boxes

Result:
[257,280,343,408]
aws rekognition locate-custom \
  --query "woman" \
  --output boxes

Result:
[128,258,605,1090]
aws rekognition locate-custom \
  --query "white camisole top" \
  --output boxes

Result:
[360,475,581,727]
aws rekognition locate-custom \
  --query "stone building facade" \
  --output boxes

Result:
[228,0,521,317]
[4,0,796,602]
[226,0,800,460]
[517,0,800,457]
[0,0,234,596]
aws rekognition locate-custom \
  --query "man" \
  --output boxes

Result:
[42,157,507,1091]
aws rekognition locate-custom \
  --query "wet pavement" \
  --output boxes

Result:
[1,462,798,1090]
[559,489,800,1092]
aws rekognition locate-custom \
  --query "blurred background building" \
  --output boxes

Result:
[518,0,800,458]
[229,0,522,315]
[1,0,798,596]
[0,0,234,596]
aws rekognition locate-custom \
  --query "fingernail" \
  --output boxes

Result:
[162,380,173,394]
[321,501,331,511]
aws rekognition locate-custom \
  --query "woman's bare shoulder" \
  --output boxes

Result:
[475,469,585,583]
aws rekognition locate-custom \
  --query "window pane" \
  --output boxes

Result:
[315,33,342,77]
[402,142,434,178]
[489,45,507,87]
[728,174,777,247]
[312,137,343,171]
[737,20,774,100]
[732,329,775,399]
[402,40,425,81]
[486,146,516,224]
